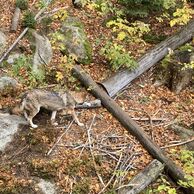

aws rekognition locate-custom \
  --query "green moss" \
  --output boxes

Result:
[16,0,28,10]
[22,11,36,29]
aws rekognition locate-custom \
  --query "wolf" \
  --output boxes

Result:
[12,89,84,128]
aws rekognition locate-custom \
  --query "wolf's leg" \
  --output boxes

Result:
[51,111,58,126]
[28,107,40,128]
[72,109,84,127]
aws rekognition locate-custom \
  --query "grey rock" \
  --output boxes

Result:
[32,31,53,76]
[37,179,57,194]
[7,52,22,64]
[61,17,92,64]
[0,30,6,54]
[0,76,19,91]
[0,113,27,151]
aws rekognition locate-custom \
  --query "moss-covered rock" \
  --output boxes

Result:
[60,17,92,64]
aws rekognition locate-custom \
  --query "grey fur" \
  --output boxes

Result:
[17,89,84,128]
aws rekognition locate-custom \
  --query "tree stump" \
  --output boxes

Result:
[155,50,194,93]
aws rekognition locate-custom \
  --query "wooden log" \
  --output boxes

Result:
[117,159,164,194]
[100,19,194,97]
[75,99,101,109]
[169,124,194,151]
[72,65,194,193]
[10,7,21,32]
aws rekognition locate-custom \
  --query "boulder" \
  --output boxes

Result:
[60,17,92,64]
[31,31,53,77]
[0,113,27,151]
[0,76,20,95]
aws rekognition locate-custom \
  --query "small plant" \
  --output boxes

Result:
[22,11,36,29]
[53,9,68,21]
[16,0,28,10]
[30,158,61,179]
[100,41,137,71]
[178,150,194,188]
[87,0,123,16]
[118,0,177,17]
[72,178,90,194]
[106,18,150,42]
[146,176,177,194]
[50,31,65,51]
[55,54,77,85]
[11,55,44,87]
[36,0,48,9]
[170,1,194,27]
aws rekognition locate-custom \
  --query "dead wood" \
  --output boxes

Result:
[169,124,194,150]
[100,19,194,97]
[117,159,164,194]
[75,99,101,109]
[10,7,21,32]
[72,65,194,193]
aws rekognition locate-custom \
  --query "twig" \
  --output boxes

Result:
[115,183,139,191]
[161,137,194,149]
[87,114,105,187]
[8,144,28,160]
[37,6,68,22]
[47,119,74,155]
[98,152,123,194]
[132,117,167,121]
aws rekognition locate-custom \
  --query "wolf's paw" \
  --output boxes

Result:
[52,122,58,126]
[78,122,84,127]
[31,124,38,128]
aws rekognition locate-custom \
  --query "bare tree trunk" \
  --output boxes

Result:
[72,65,194,193]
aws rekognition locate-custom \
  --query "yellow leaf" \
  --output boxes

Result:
[117,31,126,41]
[56,71,64,82]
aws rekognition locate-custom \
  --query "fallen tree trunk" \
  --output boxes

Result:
[72,65,194,193]
[10,7,21,32]
[169,124,194,151]
[100,19,194,97]
[117,159,164,194]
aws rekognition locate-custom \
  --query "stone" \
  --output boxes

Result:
[37,179,57,194]
[0,76,19,93]
[60,16,92,64]
[0,113,27,151]
[0,30,6,55]
[7,52,22,64]
[31,30,53,77]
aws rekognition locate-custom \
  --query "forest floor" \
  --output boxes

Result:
[0,0,193,193]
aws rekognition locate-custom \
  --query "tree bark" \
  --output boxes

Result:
[72,65,194,193]
[169,124,194,151]
[118,159,164,194]
[10,7,21,32]
[100,19,194,97]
